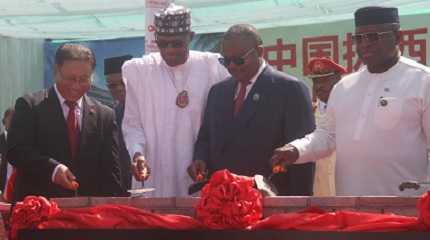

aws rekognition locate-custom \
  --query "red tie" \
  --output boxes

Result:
[65,101,80,162]
[234,82,248,116]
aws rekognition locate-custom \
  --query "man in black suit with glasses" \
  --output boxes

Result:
[189,24,316,196]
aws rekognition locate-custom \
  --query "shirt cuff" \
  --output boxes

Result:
[289,138,313,164]
[128,145,144,162]
[51,164,67,182]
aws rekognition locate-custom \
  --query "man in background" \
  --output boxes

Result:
[104,55,133,189]
[307,57,347,196]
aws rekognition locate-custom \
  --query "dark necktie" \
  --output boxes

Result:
[65,101,80,162]
[234,82,248,116]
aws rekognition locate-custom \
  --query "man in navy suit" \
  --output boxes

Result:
[7,44,125,201]
[188,24,315,195]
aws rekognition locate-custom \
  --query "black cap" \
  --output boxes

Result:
[104,55,132,75]
[355,6,399,27]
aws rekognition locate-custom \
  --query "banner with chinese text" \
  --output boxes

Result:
[260,14,430,84]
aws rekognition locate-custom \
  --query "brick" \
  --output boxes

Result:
[175,197,199,208]
[382,207,418,217]
[53,197,90,208]
[356,207,384,214]
[358,196,418,207]
[263,208,288,217]
[50,196,420,219]
[308,197,358,212]
[89,197,131,206]
[168,208,195,217]
[128,197,176,210]
[264,196,308,207]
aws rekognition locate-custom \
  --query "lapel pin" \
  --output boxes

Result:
[253,93,260,102]
[379,98,388,107]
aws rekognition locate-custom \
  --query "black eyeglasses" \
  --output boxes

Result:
[219,48,255,67]
[58,70,92,86]
[156,40,187,49]
[351,31,395,44]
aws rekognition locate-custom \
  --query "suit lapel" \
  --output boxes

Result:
[234,65,271,127]
[78,95,97,165]
[47,87,71,163]
[218,66,272,152]
[220,79,237,122]
[0,134,6,152]
[48,87,67,128]
[216,79,237,154]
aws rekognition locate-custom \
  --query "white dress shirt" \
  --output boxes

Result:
[54,84,83,129]
[290,57,430,196]
[51,84,84,182]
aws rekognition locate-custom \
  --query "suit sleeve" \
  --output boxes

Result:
[0,136,8,191]
[193,86,215,165]
[100,108,126,196]
[290,84,338,164]
[273,79,316,196]
[7,96,59,176]
[284,80,316,142]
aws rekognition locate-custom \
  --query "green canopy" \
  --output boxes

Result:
[1,0,429,40]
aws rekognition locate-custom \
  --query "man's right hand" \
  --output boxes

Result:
[271,144,300,168]
[187,160,207,182]
[53,165,77,190]
[132,153,150,182]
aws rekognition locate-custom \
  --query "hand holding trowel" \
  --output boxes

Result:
[187,160,278,196]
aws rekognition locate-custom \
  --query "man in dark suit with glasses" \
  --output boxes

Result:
[7,43,125,201]
[188,24,316,196]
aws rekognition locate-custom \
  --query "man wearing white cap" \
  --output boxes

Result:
[122,3,229,197]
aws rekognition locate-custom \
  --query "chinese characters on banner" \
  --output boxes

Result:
[262,27,428,76]
[262,38,296,71]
